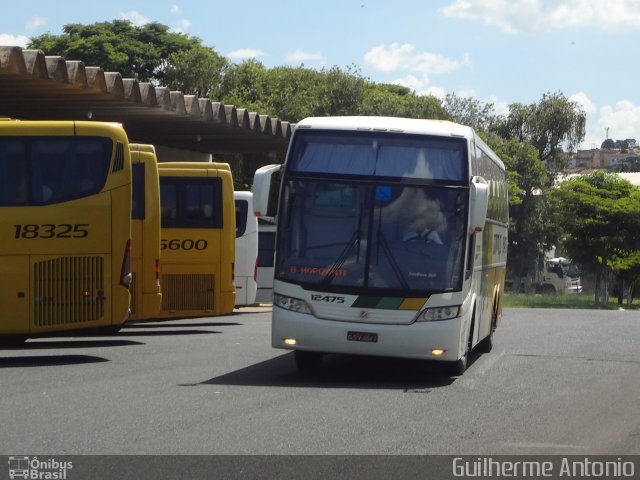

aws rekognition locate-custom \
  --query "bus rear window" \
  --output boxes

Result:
[131,163,146,220]
[0,136,113,206]
[235,199,248,238]
[160,177,223,229]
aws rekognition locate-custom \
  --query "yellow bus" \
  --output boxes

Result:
[157,162,236,318]
[129,144,162,320]
[0,120,132,343]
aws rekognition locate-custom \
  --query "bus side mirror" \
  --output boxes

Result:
[469,176,489,234]
[252,164,282,220]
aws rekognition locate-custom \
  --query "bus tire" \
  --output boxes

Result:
[448,354,467,376]
[294,350,323,372]
[541,284,556,295]
[448,318,474,376]
[478,308,497,354]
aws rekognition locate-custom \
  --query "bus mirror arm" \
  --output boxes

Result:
[469,176,489,234]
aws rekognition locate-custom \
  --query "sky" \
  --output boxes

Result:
[1,0,639,150]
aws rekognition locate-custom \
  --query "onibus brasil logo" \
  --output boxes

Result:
[8,456,72,479]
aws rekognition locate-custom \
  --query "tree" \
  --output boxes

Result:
[220,59,270,113]
[615,139,629,150]
[550,171,640,305]
[163,46,228,98]
[359,83,448,119]
[491,91,586,174]
[259,65,324,122]
[28,20,202,82]
[482,132,558,284]
[601,138,615,149]
[443,93,496,131]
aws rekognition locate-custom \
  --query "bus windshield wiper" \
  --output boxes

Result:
[321,230,361,285]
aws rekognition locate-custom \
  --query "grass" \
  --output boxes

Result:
[503,293,639,310]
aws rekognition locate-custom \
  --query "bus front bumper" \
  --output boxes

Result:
[271,306,464,362]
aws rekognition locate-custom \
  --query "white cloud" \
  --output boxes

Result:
[569,91,596,114]
[170,4,182,14]
[487,95,510,116]
[579,100,640,149]
[364,43,470,74]
[172,19,191,33]
[26,16,47,31]
[119,11,150,27]
[0,33,29,47]
[286,49,325,64]
[227,49,264,60]
[442,0,640,33]
[389,74,446,99]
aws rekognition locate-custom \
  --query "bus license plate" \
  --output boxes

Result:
[347,331,378,343]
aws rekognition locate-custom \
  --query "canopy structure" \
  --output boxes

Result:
[0,46,292,154]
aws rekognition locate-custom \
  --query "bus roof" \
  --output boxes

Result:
[295,116,475,139]
[158,161,231,171]
[130,143,156,153]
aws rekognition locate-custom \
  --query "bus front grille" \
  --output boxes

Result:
[34,256,105,327]
[161,274,215,312]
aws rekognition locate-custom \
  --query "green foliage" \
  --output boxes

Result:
[315,65,366,117]
[504,293,638,310]
[220,59,271,113]
[163,46,228,98]
[28,20,202,82]
[443,93,496,131]
[491,91,586,173]
[551,171,640,304]
[481,132,559,279]
[601,138,615,149]
[359,83,447,119]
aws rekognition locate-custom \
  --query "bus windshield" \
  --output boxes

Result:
[276,179,468,295]
[0,136,113,206]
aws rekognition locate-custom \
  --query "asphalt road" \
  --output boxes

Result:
[1,307,639,456]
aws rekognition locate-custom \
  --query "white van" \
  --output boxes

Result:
[256,221,276,303]
[234,191,258,306]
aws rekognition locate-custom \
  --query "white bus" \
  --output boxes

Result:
[256,220,276,303]
[253,117,508,375]
[234,191,258,306]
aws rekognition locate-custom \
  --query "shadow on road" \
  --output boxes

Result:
[183,352,461,390]
[0,354,108,368]
[1,339,143,350]
[116,329,220,337]
[124,322,241,329]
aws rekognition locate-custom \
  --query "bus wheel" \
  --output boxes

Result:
[294,351,323,372]
[541,284,556,295]
[478,327,494,353]
[447,315,475,377]
[478,309,497,354]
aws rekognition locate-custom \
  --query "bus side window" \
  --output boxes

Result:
[160,183,177,222]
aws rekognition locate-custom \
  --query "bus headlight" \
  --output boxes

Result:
[417,306,460,322]
[274,293,313,315]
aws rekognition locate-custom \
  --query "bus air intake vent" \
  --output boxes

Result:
[34,256,105,326]
[161,274,215,312]
[112,142,125,172]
